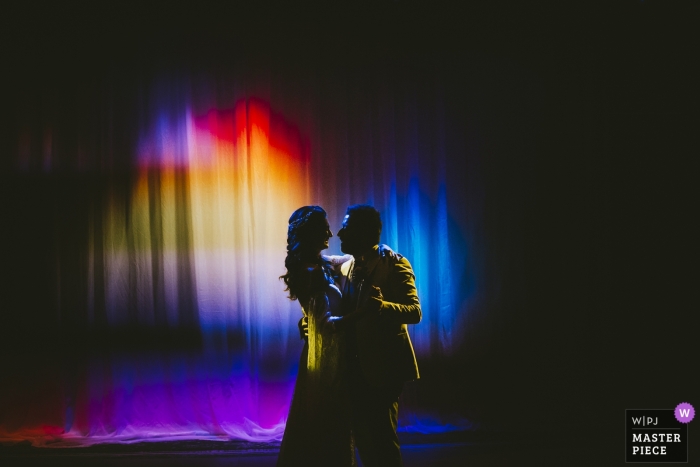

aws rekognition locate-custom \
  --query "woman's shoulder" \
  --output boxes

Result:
[298,261,336,299]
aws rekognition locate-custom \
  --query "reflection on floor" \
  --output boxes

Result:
[0,431,618,466]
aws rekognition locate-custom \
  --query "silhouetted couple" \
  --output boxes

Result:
[277,205,421,467]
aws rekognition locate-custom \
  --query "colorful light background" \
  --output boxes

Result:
[0,71,478,446]
[75,98,313,442]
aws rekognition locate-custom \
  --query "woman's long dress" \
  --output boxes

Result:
[277,283,355,467]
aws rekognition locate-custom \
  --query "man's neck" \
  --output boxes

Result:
[353,244,378,263]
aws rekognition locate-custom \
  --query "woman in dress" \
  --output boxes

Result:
[277,206,356,467]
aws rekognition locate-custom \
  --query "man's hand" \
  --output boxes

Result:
[363,285,384,315]
[320,311,343,333]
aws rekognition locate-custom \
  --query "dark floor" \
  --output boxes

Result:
[0,432,650,467]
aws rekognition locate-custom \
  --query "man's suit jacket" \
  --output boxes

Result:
[337,246,421,387]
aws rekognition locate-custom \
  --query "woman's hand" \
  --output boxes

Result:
[298,316,309,340]
[321,312,343,333]
[378,243,398,261]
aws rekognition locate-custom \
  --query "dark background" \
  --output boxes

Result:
[1,0,696,455]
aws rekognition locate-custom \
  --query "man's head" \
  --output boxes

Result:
[337,204,382,256]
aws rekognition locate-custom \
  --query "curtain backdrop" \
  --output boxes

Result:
[0,54,501,445]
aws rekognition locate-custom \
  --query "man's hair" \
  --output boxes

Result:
[346,204,382,245]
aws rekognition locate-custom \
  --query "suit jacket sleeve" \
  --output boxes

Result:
[378,257,422,324]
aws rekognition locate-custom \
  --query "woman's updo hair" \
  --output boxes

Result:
[280,206,334,303]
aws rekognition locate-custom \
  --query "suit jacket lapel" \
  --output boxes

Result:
[363,255,381,284]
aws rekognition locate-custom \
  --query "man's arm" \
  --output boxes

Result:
[371,257,422,324]
[322,256,421,331]
[322,254,353,274]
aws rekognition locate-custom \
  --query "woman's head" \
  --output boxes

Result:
[281,206,334,302]
[286,205,333,256]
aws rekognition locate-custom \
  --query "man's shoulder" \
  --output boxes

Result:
[391,254,414,275]
[378,249,414,275]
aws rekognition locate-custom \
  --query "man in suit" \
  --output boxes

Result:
[324,204,421,467]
